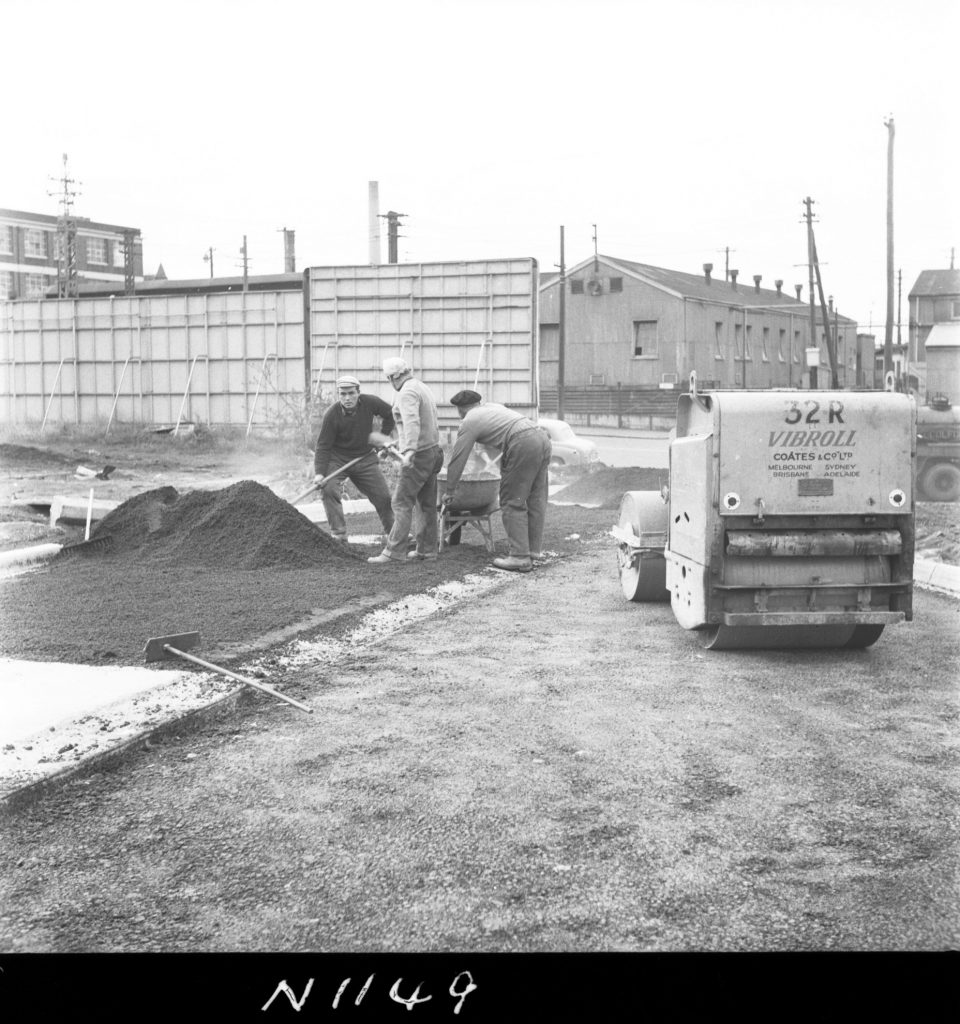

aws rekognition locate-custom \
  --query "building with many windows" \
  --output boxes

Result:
[0,208,144,299]
[539,255,865,395]
[908,267,960,398]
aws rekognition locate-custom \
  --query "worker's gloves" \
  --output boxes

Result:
[313,473,325,484]
[440,493,455,508]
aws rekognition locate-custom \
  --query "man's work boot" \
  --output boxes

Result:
[492,555,532,573]
[367,552,398,564]
[407,550,437,561]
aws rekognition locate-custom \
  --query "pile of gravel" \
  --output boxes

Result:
[91,480,363,569]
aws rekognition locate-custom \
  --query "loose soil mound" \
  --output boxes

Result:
[0,444,74,468]
[91,480,364,569]
[552,467,668,509]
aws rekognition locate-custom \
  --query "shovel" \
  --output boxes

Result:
[289,450,379,505]
[144,631,312,714]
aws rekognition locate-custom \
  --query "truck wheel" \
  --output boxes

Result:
[616,491,669,602]
[918,461,960,502]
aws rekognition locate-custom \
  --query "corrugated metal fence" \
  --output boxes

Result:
[0,290,307,432]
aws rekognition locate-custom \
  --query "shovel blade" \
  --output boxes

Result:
[144,630,201,663]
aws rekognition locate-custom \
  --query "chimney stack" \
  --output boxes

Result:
[703,263,713,284]
[282,228,295,273]
[730,269,739,289]
[828,295,834,313]
[775,279,783,295]
[368,181,381,265]
[753,274,762,293]
[795,284,803,300]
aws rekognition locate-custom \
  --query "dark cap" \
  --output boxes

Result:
[449,389,482,407]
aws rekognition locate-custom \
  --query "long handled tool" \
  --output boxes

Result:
[144,631,313,714]
[53,488,115,560]
[290,451,374,505]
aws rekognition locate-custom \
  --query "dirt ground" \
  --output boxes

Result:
[0,428,957,1014]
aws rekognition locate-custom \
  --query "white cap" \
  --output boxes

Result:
[382,356,410,378]
[336,375,361,390]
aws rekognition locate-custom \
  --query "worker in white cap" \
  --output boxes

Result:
[368,357,443,563]
[313,374,397,541]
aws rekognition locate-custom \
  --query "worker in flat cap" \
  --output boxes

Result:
[313,374,397,541]
[368,357,444,564]
[442,390,551,572]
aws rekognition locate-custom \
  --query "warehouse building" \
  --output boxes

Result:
[539,255,865,407]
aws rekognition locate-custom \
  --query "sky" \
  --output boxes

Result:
[4,0,957,331]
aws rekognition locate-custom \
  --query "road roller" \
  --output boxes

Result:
[614,373,915,649]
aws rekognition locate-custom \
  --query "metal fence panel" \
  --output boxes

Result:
[0,290,305,431]
[306,259,539,427]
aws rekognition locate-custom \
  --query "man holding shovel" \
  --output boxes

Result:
[313,375,396,541]
[368,357,443,563]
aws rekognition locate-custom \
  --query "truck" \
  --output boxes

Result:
[916,393,960,501]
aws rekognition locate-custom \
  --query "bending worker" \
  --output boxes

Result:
[442,390,551,573]
[313,374,396,541]
[368,357,444,564]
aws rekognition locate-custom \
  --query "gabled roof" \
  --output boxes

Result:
[542,254,857,324]
[909,269,960,297]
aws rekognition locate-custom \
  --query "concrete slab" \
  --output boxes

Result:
[48,494,118,528]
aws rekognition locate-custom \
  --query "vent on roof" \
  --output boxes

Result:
[730,269,739,289]
[586,276,603,296]
[609,277,623,293]
[703,263,713,284]
[775,279,784,295]
[753,275,762,293]
[795,284,803,300]
[570,279,584,294]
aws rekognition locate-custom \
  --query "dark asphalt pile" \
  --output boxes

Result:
[93,481,365,568]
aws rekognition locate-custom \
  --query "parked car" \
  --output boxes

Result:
[537,418,600,470]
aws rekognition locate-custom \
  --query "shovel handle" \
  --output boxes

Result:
[164,645,313,714]
[291,451,375,504]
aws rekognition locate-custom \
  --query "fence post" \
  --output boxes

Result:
[617,382,623,429]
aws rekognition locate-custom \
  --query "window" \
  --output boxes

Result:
[24,273,50,297]
[0,225,13,255]
[793,330,801,362]
[762,326,770,361]
[0,271,14,299]
[734,323,743,358]
[609,277,623,293]
[778,328,786,361]
[86,237,107,264]
[633,319,658,357]
[744,324,753,359]
[714,321,725,359]
[588,373,606,385]
[113,240,127,268]
[952,300,960,318]
[24,229,46,258]
[570,279,584,294]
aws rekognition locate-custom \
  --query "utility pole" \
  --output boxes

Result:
[241,235,249,292]
[280,228,295,273]
[203,247,215,279]
[803,197,818,388]
[382,211,406,264]
[48,153,81,299]
[592,223,598,272]
[120,229,137,295]
[883,116,895,379]
[718,246,736,282]
[811,234,838,388]
[558,225,566,422]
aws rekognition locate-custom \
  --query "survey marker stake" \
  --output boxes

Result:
[144,631,312,714]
